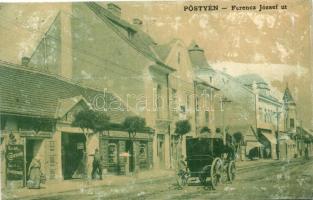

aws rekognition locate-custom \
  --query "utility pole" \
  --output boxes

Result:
[275,109,281,160]
[300,120,303,157]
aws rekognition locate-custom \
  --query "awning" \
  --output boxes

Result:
[246,141,263,152]
[261,132,277,145]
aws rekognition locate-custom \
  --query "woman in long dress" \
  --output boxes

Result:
[27,158,41,189]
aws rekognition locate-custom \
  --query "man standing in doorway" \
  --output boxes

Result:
[91,149,102,180]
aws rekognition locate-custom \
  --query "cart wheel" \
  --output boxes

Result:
[220,164,228,184]
[227,161,236,182]
[211,158,222,190]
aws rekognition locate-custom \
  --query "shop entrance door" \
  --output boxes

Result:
[125,141,134,172]
[157,134,165,168]
[26,139,43,178]
[61,133,86,180]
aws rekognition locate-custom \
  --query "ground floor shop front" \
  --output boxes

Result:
[1,128,154,188]
[99,131,153,175]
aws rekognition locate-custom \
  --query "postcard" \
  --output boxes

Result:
[0,1,312,199]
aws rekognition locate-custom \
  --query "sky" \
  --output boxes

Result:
[0,0,312,128]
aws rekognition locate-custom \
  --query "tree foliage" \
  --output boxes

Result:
[175,120,191,139]
[122,116,146,138]
[93,111,110,133]
[233,132,243,144]
[200,126,211,134]
[71,110,110,136]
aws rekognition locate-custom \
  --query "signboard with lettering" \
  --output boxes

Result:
[6,145,24,181]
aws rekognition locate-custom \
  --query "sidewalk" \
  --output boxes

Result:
[2,170,174,200]
[2,159,280,200]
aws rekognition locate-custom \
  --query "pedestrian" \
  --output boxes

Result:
[304,147,309,160]
[27,157,42,189]
[91,149,102,180]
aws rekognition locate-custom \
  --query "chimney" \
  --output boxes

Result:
[21,57,30,66]
[107,3,121,18]
[133,18,143,26]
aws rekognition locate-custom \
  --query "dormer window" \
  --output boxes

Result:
[128,29,134,40]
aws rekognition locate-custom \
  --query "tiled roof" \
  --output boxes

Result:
[85,2,174,73]
[0,61,132,123]
[236,73,268,86]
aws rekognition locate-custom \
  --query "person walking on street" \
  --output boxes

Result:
[91,149,102,180]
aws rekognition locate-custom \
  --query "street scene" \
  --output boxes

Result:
[0,1,313,199]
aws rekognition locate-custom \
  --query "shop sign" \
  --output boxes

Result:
[6,145,24,181]
[20,131,52,138]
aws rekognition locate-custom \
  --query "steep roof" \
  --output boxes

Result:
[283,87,296,105]
[0,61,132,123]
[236,73,268,86]
[85,2,174,73]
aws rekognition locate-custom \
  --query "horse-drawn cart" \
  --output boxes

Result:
[182,137,236,189]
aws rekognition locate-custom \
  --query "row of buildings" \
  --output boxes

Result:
[1,2,313,188]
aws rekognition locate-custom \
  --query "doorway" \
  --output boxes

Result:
[125,140,134,172]
[26,139,43,179]
[61,133,86,180]
[157,134,165,168]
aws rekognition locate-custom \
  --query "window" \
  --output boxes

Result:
[180,105,186,113]
[209,76,213,83]
[172,89,177,112]
[177,52,181,64]
[139,142,147,161]
[205,111,209,123]
[290,118,295,128]
[186,95,190,112]
[108,142,117,164]
[157,84,162,117]
[196,96,200,112]
[128,30,134,40]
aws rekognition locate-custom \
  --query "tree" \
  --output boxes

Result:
[122,116,146,139]
[93,111,110,135]
[71,110,110,138]
[200,126,211,134]
[71,110,95,138]
[174,120,191,160]
[233,131,244,159]
[175,120,191,141]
